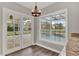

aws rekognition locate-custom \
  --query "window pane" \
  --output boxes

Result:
[14,19,20,35]
[23,17,31,46]
[7,19,14,36]
[51,14,65,42]
[7,17,14,49]
[41,18,47,40]
[14,18,20,47]
[23,17,31,34]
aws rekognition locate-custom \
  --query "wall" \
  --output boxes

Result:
[0,2,31,55]
[34,17,39,43]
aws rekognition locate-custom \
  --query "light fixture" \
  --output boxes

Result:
[32,2,41,17]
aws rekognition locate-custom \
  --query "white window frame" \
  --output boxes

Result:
[39,8,68,46]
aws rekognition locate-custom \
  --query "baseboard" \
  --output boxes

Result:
[71,33,79,37]
[35,43,60,53]
[32,43,36,45]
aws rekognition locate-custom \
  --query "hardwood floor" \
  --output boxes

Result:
[7,45,59,56]
[66,33,79,56]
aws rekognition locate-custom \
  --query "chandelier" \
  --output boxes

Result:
[32,3,41,17]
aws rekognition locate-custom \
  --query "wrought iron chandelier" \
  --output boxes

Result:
[32,2,41,17]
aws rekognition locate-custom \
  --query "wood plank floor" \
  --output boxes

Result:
[7,45,59,56]
[66,33,79,56]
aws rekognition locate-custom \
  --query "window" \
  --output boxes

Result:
[40,12,66,43]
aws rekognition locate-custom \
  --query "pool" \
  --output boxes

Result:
[41,33,65,43]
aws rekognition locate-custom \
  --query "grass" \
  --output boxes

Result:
[7,31,31,36]
[7,31,14,36]
[41,29,65,33]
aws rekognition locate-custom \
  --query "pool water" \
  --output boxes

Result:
[41,33,65,43]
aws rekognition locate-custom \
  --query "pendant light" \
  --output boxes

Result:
[32,2,41,17]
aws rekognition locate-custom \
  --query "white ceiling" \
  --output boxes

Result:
[17,2,55,10]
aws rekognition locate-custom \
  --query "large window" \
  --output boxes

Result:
[40,12,66,43]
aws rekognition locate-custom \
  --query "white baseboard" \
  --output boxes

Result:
[35,43,60,53]
[32,43,36,45]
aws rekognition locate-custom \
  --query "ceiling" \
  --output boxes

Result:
[17,2,55,10]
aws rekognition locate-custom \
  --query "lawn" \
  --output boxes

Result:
[7,31,31,36]
[41,29,65,33]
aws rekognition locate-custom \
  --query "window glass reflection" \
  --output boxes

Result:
[40,12,66,43]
